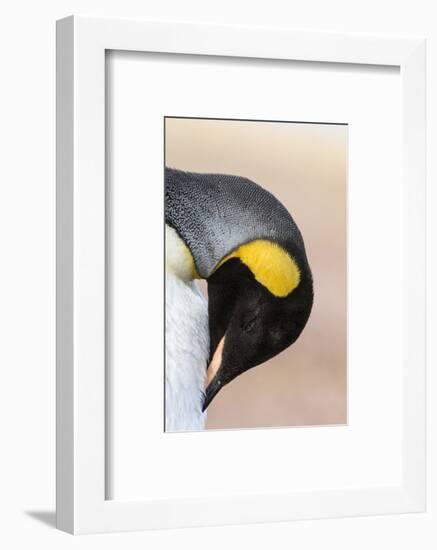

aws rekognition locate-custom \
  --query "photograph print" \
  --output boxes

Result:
[164,117,347,433]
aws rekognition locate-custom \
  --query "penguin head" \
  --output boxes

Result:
[165,167,314,411]
[203,242,313,411]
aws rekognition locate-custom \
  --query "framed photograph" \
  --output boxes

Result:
[56,16,426,534]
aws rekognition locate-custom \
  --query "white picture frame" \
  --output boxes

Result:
[56,15,426,534]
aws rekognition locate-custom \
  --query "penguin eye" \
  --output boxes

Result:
[241,317,257,333]
[269,327,284,345]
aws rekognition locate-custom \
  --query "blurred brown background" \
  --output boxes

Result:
[165,117,347,429]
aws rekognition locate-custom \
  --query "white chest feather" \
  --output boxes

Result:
[165,226,209,432]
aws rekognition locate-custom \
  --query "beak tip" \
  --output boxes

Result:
[202,378,223,413]
[201,393,209,413]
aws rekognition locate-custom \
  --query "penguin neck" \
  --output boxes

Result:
[165,225,200,282]
[166,224,302,298]
[165,168,308,280]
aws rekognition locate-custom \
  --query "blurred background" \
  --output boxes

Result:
[165,117,347,429]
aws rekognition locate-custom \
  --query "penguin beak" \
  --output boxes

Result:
[203,336,225,411]
[203,375,222,412]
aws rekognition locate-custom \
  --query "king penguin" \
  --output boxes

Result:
[165,167,314,432]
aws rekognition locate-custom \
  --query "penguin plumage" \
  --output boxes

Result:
[165,168,313,428]
[165,225,209,431]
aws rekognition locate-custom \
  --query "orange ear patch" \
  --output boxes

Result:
[218,240,300,298]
